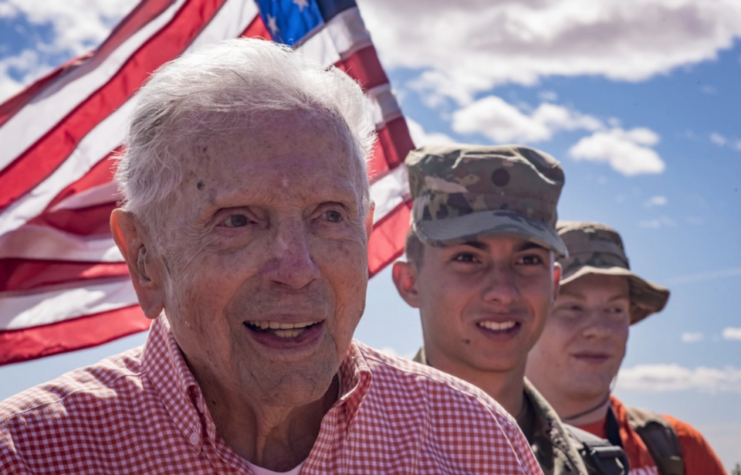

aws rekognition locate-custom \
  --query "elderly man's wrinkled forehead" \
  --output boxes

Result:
[165,108,366,211]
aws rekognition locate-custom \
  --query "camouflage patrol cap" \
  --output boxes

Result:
[405,144,568,257]
[557,221,670,324]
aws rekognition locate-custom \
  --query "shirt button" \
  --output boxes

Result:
[189,432,200,446]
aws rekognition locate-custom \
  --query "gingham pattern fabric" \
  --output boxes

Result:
[0,316,542,474]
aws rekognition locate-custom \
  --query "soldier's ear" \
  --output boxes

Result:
[552,261,562,302]
[392,260,421,308]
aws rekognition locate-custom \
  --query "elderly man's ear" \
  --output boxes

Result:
[391,260,421,308]
[110,209,165,319]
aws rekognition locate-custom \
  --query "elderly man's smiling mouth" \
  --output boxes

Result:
[243,319,325,348]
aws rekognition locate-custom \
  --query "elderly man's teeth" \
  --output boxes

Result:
[247,320,317,330]
[273,329,304,338]
[477,321,516,331]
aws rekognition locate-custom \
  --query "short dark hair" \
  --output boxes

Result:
[405,229,425,268]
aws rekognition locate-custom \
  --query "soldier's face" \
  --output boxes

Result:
[526,274,630,405]
[394,235,560,375]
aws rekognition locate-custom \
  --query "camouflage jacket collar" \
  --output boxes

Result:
[524,379,590,475]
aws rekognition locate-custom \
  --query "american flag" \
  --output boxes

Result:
[0,0,413,366]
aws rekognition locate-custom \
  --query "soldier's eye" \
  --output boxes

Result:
[453,253,478,263]
[517,254,543,265]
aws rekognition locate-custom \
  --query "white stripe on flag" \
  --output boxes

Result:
[0,225,122,262]
[298,7,372,66]
[50,182,121,212]
[370,165,409,225]
[0,0,260,236]
[0,278,137,331]
[0,0,189,172]
[179,0,258,52]
[0,99,133,236]
[366,84,402,130]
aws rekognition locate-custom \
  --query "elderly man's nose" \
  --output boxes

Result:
[262,225,319,289]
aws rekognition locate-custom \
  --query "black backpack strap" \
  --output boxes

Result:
[625,406,684,475]
[565,424,629,475]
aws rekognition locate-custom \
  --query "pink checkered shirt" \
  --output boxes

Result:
[0,316,542,474]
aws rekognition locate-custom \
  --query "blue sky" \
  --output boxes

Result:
[0,0,740,469]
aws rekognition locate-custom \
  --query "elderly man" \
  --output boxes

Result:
[526,222,727,475]
[391,145,627,475]
[0,39,541,474]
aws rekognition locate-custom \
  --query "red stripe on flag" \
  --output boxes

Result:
[335,45,389,91]
[45,150,119,211]
[0,0,173,127]
[0,260,129,293]
[0,306,150,366]
[28,202,117,236]
[0,0,229,211]
[367,117,415,183]
[367,201,411,277]
[240,13,271,39]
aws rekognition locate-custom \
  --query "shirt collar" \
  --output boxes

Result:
[142,316,208,454]
[335,340,373,432]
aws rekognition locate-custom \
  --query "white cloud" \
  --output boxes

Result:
[569,127,665,176]
[639,216,675,229]
[722,327,741,341]
[0,49,51,102]
[701,85,717,94]
[539,91,558,102]
[681,332,704,343]
[0,0,138,55]
[0,1,137,103]
[617,364,741,393]
[452,95,602,143]
[710,133,727,146]
[358,0,741,104]
[644,195,668,208]
[0,2,17,17]
[406,118,455,147]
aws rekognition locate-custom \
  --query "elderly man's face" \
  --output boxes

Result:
[154,111,370,405]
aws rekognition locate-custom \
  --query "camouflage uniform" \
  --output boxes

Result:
[405,145,627,475]
[557,221,670,324]
[406,144,568,256]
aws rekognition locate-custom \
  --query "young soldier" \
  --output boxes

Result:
[526,221,727,475]
[392,145,627,475]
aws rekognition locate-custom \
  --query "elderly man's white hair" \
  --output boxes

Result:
[115,38,376,222]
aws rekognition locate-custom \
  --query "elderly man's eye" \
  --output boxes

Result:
[324,210,343,223]
[220,214,250,228]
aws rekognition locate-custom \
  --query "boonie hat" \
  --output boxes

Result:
[557,221,670,324]
[405,144,568,257]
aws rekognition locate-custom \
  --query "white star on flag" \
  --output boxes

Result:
[293,0,310,11]
[266,14,279,36]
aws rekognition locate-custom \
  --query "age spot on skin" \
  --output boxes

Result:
[463,339,471,345]
[197,180,204,191]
